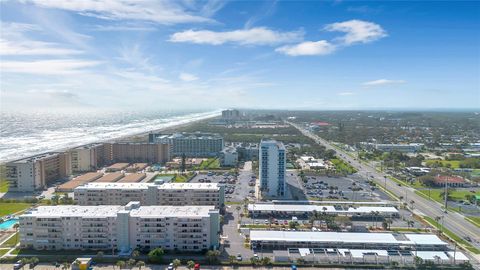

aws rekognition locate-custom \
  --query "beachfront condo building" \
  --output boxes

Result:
[68,143,107,172]
[74,181,225,208]
[19,202,220,252]
[103,143,170,164]
[149,132,223,158]
[6,152,71,192]
[259,140,286,198]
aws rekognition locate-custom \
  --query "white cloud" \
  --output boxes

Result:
[169,27,303,45]
[179,72,199,82]
[362,79,406,86]
[1,59,102,75]
[0,22,82,56]
[275,40,336,56]
[325,19,387,45]
[25,0,221,25]
[338,92,355,96]
[0,39,82,56]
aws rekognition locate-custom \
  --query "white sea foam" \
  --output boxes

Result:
[0,110,220,162]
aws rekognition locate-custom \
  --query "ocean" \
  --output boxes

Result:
[0,109,220,163]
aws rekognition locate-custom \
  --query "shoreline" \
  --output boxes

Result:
[0,112,219,164]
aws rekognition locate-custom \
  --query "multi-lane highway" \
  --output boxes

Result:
[289,122,480,263]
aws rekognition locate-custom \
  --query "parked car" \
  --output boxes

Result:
[236,254,243,261]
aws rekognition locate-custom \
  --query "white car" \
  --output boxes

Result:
[236,254,242,261]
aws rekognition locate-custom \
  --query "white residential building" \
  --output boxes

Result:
[259,140,286,197]
[74,181,225,207]
[19,202,220,252]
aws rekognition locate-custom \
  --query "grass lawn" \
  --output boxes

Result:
[1,233,19,248]
[465,216,480,228]
[0,249,9,257]
[425,159,461,168]
[423,216,480,254]
[416,189,479,204]
[196,158,221,170]
[0,203,31,216]
[172,173,194,183]
[0,181,8,193]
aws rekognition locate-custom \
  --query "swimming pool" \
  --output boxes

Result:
[0,218,19,230]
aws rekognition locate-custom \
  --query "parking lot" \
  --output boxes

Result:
[190,167,255,203]
[300,174,391,201]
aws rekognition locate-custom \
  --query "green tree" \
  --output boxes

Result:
[206,250,221,263]
[132,250,140,259]
[147,248,164,264]
[186,260,196,269]
[261,257,271,265]
[96,251,104,261]
[172,259,181,269]
[228,256,236,264]
[127,259,136,268]
[116,260,126,269]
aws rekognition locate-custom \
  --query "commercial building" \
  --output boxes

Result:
[249,231,448,251]
[259,140,286,198]
[433,175,467,187]
[19,202,220,252]
[6,152,71,192]
[375,143,424,153]
[149,132,224,158]
[104,143,170,164]
[56,172,103,192]
[247,204,399,217]
[220,147,238,167]
[68,143,106,173]
[74,181,225,207]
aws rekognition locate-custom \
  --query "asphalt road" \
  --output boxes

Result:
[288,122,480,264]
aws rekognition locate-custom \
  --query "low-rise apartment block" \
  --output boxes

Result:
[6,152,71,192]
[19,202,220,252]
[74,181,225,207]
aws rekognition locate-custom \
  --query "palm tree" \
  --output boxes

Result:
[187,260,196,269]
[62,262,70,270]
[13,223,20,245]
[96,251,104,261]
[135,261,145,270]
[132,250,140,259]
[127,259,136,268]
[116,260,125,269]
[30,257,39,269]
[172,259,181,269]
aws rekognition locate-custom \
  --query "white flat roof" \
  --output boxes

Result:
[21,205,216,218]
[248,204,398,214]
[415,251,449,261]
[75,182,220,190]
[447,251,469,261]
[130,205,216,218]
[22,205,124,218]
[349,249,389,258]
[250,231,446,246]
[404,234,448,246]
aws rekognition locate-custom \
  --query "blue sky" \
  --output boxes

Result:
[1,0,479,111]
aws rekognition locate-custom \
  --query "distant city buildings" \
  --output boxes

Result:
[149,132,224,157]
[19,202,220,252]
[74,181,225,207]
[221,109,241,120]
[259,140,286,197]
[6,152,71,192]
